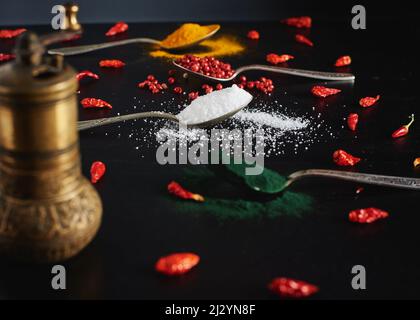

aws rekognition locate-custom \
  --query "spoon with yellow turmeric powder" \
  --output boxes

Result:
[48,23,220,56]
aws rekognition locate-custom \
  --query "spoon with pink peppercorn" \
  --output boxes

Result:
[173,55,355,82]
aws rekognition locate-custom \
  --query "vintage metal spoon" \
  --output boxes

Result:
[244,169,420,194]
[48,24,220,56]
[77,102,249,131]
[173,61,355,81]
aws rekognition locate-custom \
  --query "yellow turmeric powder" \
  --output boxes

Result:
[160,23,220,49]
[151,35,245,59]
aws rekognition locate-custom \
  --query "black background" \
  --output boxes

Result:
[1,2,420,301]
[0,0,416,25]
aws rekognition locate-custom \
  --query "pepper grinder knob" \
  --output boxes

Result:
[64,2,82,32]
[37,2,82,46]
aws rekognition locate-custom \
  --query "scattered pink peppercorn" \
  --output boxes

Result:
[238,76,274,94]
[202,84,214,94]
[188,91,199,100]
[138,76,167,94]
[173,86,183,94]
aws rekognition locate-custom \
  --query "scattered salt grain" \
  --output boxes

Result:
[233,110,309,130]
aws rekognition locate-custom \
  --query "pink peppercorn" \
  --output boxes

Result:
[247,81,255,89]
[138,76,167,94]
[188,91,199,100]
[173,86,183,94]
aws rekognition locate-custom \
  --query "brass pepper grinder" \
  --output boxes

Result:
[0,32,102,262]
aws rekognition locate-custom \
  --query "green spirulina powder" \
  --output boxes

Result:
[172,164,313,220]
[224,162,287,193]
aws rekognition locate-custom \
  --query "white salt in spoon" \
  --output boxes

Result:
[77,85,252,131]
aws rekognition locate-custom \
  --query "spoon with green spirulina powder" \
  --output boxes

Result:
[222,163,420,194]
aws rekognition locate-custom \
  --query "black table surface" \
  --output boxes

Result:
[0,17,419,300]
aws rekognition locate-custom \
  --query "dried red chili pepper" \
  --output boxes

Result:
[391,114,415,138]
[414,158,420,167]
[90,161,106,184]
[335,55,351,67]
[0,28,26,39]
[311,85,341,98]
[359,95,380,107]
[281,16,312,28]
[105,22,128,36]
[167,181,204,202]
[62,34,81,42]
[0,53,15,62]
[269,277,318,298]
[349,207,389,224]
[347,113,359,131]
[81,98,112,109]
[76,70,100,81]
[155,253,200,276]
[333,149,361,166]
[247,30,260,40]
[295,34,313,47]
[99,59,125,68]
[266,53,294,65]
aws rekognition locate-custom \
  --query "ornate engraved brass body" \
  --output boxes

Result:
[0,32,102,262]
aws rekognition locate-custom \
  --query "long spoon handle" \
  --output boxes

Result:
[77,112,178,131]
[48,38,160,56]
[287,169,420,190]
[236,65,355,81]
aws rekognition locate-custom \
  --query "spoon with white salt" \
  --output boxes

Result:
[77,85,252,131]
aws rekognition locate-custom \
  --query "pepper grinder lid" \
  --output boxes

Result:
[0,32,77,105]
